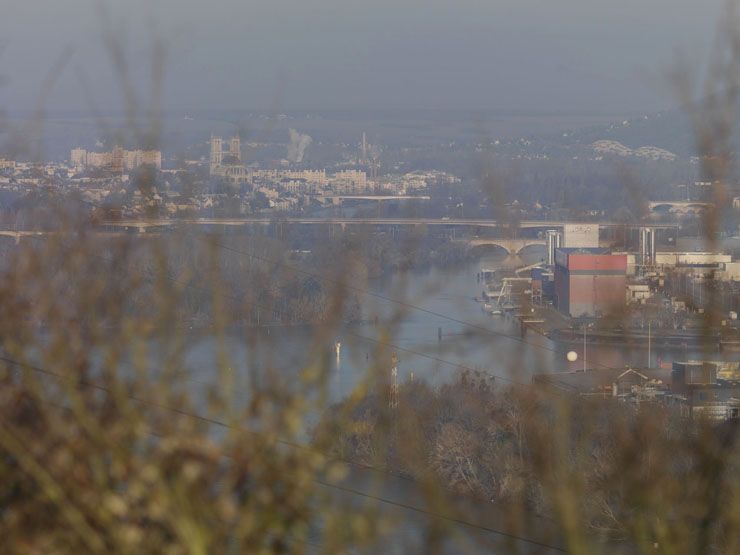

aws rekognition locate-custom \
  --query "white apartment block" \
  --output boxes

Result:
[71,148,162,171]
[70,148,88,168]
[124,150,162,170]
[253,169,328,186]
[331,170,367,192]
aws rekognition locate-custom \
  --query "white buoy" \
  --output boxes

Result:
[567,351,578,362]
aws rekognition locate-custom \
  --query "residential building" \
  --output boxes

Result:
[71,147,162,171]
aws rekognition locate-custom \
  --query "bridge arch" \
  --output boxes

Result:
[648,201,713,214]
[514,242,547,256]
[465,238,546,256]
[467,242,513,256]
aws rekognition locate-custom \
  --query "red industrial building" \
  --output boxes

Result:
[554,248,627,317]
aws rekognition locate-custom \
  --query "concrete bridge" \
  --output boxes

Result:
[0,230,61,244]
[0,230,551,255]
[320,195,431,205]
[0,230,134,244]
[464,238,546,255]
[97,217,680,232]
[0,218,679,245]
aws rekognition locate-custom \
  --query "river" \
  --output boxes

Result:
[21,242,717,553]
[183,247,740,411]
[182,248,699,553]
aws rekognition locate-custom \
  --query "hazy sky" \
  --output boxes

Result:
[0,0,728,115]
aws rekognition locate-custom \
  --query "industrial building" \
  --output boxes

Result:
[545,225,598,266]
[530,267,554,305]
[554,248,627,318]
[562,223,599,248]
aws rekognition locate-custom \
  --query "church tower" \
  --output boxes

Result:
[210,135,223,173]
[229,136,241,162]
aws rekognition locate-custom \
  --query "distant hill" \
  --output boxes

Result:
[547,109,696,157]
[591,140,678,161]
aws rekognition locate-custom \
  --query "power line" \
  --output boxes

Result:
[315,480,566,552]
[160,263,571,389]
[8,234,573,547]
[196,233,617,374]
[7,233,578,548]
[205,237,560,351]
[0,354,567,553]
[17,232,545,389]
[20,229,610,377]
[19,231,583,388]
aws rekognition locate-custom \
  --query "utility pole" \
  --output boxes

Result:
[648,321,651,369]
[390,353,399,410]
[583,324,587,372]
